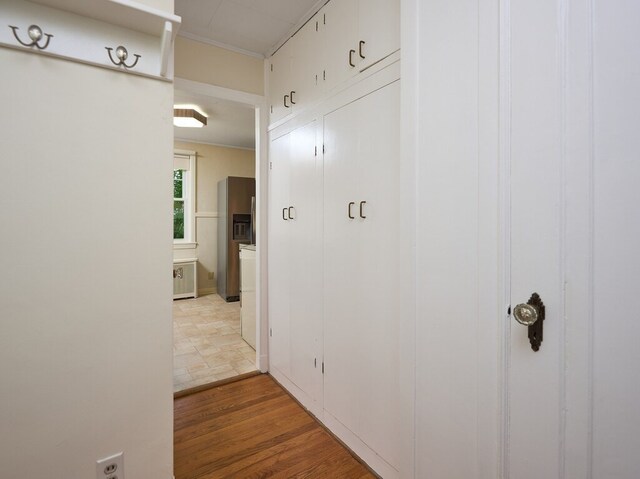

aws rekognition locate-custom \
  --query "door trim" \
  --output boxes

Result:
[174,76,270,373]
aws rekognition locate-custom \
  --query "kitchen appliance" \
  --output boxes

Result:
[217,176,255,301]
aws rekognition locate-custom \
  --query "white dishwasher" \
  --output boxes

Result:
[239,245,256,349]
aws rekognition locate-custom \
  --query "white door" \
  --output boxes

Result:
[268,132,291,376]
[354,80,401,469]
[505,1,640,477]
[506,0,563,477]
[288,120,324,412]
[323,80,401,476]
[323,92,361,433]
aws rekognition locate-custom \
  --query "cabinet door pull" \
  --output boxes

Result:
[284,94,290,108]
[282,208,288,220]
[290,90,296,104]
[359,40,366,59]
[288,206,294,219]
[349,49,356,67]
[348,202,355,219]
[359,201,367,218]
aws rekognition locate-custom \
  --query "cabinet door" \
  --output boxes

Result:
[320,0,358,93]
[289,15,321,112]
[351,80,401,468]
[322,94,365,438]
[288,120,324,411]
[268,132,291,376]
[357,0,400,70]
[323,81,401,471]
[269,41,292,123]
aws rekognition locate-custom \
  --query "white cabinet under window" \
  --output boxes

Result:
[173,259,197,299]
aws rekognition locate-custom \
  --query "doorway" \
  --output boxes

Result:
[171,77,268,393]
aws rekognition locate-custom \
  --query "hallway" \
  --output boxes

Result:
[174,374,375,478]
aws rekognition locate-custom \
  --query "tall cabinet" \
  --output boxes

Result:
[267,0,400,476]
[322,81,401,472]
[268,121,324,415]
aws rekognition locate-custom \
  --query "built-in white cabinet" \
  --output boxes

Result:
[268,120,324,413]
[268,70,401,476]
[320,0,400,88]
[268,0,399,125]
[322,80,401,474]
[269,14,321,123]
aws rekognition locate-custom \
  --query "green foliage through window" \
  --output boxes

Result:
[174,169,185,239]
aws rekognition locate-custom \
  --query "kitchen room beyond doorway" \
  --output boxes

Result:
[173,295,256,391]
[172,79,266,393]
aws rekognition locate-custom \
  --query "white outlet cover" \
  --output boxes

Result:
[96,452,124,479]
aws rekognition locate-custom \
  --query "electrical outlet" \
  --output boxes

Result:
[208,272,214,280]
[97,452,124,479]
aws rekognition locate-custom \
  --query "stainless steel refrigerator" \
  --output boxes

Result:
[217,176,256,301]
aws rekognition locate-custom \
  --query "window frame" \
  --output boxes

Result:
[173,150,196,248]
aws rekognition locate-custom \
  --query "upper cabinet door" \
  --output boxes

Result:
[268,0,400,126]
[357,0,400,71]
[320,0,358,93]
[269,41,293,123]
[290,14,322,110]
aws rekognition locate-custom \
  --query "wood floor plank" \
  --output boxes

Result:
[174,373,376,479]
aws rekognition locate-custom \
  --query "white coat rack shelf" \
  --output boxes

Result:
[0,0,181,81]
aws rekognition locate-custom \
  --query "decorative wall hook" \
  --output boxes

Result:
[105,46,141,69]
[9,24,53,50]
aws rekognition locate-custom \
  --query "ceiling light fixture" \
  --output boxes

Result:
[173,108,207,128]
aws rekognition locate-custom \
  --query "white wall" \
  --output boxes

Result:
[175,36,264,95]
[0,47,174,479]
[407,0,640,477]
[173,141,255,294]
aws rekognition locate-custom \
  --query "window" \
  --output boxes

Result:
[173,169,186,239]
[174,151,196,247]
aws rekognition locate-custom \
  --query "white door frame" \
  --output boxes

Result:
[173,77,270,373]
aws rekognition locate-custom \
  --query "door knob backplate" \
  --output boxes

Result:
[513,292,545,352]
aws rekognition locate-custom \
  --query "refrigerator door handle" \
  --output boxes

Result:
[282,207,288,221]
[250,196,256,244]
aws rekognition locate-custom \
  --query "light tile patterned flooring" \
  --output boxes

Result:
[173,294,256,393]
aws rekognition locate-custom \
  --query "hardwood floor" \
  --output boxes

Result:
[174,374,376,478]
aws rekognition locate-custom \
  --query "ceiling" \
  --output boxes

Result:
[174,0,324,57]
[173,89,256,149]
